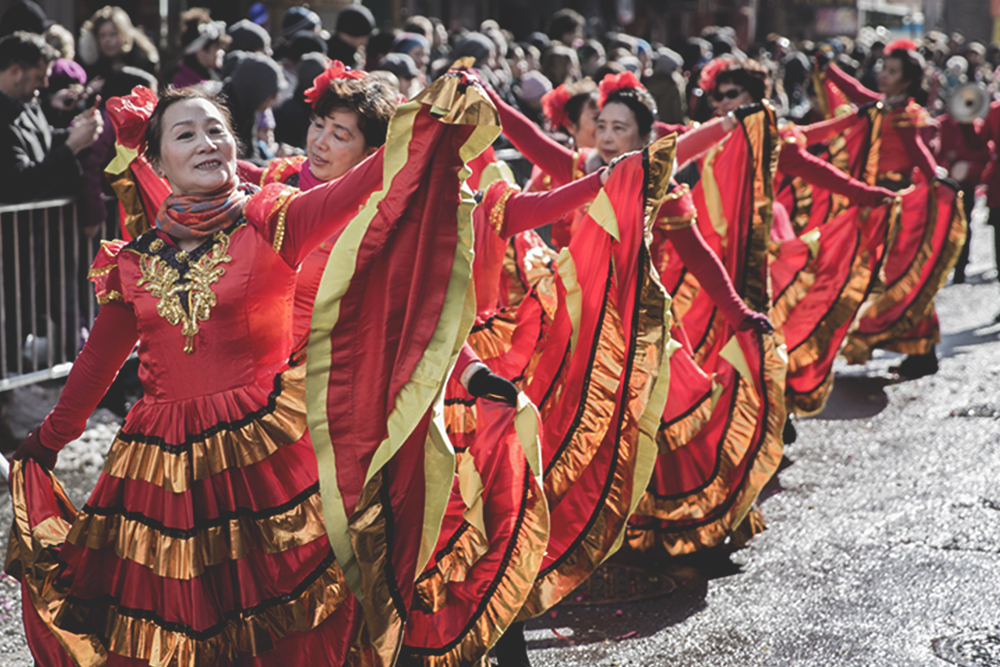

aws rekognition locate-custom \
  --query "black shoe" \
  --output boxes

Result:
[889,351,938,379]
[782,419,797,444]
[494,621,531,667]
[994,311,1000,324]
[953,271,966,284]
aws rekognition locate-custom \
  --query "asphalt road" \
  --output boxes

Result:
[0,208,997,667]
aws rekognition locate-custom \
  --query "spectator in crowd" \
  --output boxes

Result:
[327,4,374,68]
[41,58,87,128]
[276,30,327,104]
[374,52,421,98]
[579,39,606,78]
[78,6,158,82]
[280,5,324,42]
[274,51,326,149]
[172,17,229,88]
[514,69,552,126]
[0,32,101,203]
[542,43,581,86]
[402,15,433,44]
[644,47,687,124]
[546,8,585,46]
[221,51,286,165]
[365,28,397,71]
[392,32,430,75]
[228,19,272,56]
[0,0,52,37]
[42,23,74,60]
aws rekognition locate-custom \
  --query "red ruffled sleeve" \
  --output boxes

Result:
[88,240,128,306]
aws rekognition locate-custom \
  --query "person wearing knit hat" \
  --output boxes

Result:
[172,19,230,88]
[42,58,88,128]
[0,0,53,37]
[276,30,328,105]
[221,52,287,165]
[274,51,327,149]
[281,6,323,41]
[228,19,271,56]
[327,4,374,69]
[392,31,430,72]
[248,2,268,27]
[374,52,421,98]
[515,69,552,124]
[453,32,495,68]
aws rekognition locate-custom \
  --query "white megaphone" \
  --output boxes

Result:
[948,82,990,123]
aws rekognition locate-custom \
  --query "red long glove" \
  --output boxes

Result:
[13,302,139,467]
[502,170,604,237]
[779,142,896,207]
[486,87,578,186]
[668,224,771,332]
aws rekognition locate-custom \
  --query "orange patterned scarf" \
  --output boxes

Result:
[155,182,251,239]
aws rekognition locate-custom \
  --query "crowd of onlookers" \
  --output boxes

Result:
[1,1,1000,260]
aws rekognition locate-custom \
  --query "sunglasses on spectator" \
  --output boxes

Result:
[712,87,744,101]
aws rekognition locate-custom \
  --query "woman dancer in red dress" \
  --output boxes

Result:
[8,72,499,666]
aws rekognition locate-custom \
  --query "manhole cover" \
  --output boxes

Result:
[557,563,676,606]
[934,630,1000,666]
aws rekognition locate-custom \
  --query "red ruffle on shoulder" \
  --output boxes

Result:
[87,240,127,305]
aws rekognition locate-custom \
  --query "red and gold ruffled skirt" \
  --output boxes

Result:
[6,364,362,667]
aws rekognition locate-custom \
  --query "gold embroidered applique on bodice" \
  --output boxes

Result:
[135,230,234,353]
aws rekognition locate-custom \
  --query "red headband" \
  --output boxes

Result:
[304,60,366,108]
[885,38,918,54]
[597,71,644,107]
[698,56,734,93]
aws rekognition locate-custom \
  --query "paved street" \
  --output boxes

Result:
[0,210,998,667]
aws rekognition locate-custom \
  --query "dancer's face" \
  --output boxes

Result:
[712,81,754,115]
[566,99,599,149]
[596,101,646,163]
[156,98,237,195]
[877,57,909,98]
[307,107,374,181]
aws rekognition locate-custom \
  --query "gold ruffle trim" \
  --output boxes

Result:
[103,364,307,493]
[404,476,548,666]
[657,384,718,453]
[520,248,671,617]
[66,491,327,580]
[57,559,351,666]
[845,186,966,362]
[786,367,835,416]
[628,333,787,555]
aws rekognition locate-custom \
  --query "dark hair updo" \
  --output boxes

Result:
[885,47,926,99]
[713,59,771,103]
[602,85,657,138]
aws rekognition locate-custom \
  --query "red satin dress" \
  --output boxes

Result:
[8,157,386,667]
[823,64,967,361]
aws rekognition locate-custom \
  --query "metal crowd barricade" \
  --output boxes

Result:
[0,196,117,392]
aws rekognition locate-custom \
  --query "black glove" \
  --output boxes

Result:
[11,429,58,471]
[737,312,775,335]
[467,368,518,406]
[935,175,960,192]
[856,100,880,117]
[733,103,764,121]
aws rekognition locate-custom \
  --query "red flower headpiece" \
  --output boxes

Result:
[885,38,918,54]
[106,85,158,152]
[542,84,572,130]
[304,60,366,108]
[597,71,644,107]
[698,55,735,93]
